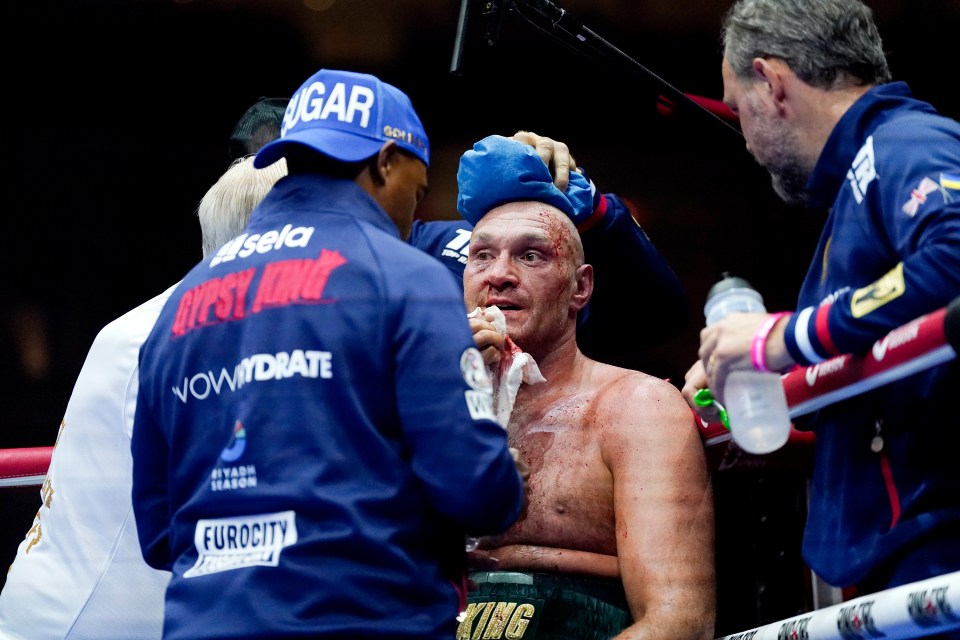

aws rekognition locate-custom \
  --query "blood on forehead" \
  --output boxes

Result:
[532,204,581,266]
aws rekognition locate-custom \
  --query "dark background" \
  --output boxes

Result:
[1,0,957,634]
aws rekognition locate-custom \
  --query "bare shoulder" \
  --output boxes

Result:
[587,359,686,408]
[585,359,700,446]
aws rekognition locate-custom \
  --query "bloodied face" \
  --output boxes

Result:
[463,201,592,359]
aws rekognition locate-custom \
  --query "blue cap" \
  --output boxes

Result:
[456,135,594,226]
[254,69,430,169]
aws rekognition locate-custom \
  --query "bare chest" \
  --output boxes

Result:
[499,395,616,554]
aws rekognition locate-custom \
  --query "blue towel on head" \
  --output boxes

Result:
[456,135,595,226]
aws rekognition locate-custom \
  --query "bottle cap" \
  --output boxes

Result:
[706,271,756,301]
[704,272,765,325]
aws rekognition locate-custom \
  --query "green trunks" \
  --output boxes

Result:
[456,571,632,640]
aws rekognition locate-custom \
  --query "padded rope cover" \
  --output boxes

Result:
[0,446,52,488]
[458,571,631,640]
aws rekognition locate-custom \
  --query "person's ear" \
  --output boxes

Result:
[752,57,789,113]
[367,140,401,187]
[571,264,593,312]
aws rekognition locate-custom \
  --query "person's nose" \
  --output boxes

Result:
[485,253,518,290]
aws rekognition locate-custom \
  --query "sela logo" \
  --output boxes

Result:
[283,81,375,135]
[211,224,315,267]
[872,319,920,361]
[726,632,758,640]
[805,355,847,386]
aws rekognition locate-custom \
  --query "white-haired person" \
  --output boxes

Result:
[0,156,286,640]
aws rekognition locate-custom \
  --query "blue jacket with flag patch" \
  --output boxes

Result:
[782,82,960,587]
[131,174,523,639]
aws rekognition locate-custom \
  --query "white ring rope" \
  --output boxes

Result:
[716,570,960,640]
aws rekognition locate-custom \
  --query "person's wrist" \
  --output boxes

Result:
[575,190,607,233]
[751,312,792,372]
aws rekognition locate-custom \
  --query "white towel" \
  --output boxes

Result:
[467,306,546,427]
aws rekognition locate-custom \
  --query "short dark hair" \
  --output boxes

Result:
[281,144,370,180]
[228,97,287,162]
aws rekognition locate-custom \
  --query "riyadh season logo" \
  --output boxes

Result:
[220,421,247,462]
[212,420,257,493]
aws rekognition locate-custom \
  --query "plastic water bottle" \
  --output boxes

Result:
[704,273,791,454]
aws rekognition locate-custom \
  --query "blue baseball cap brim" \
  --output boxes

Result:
[253,129,383,169]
